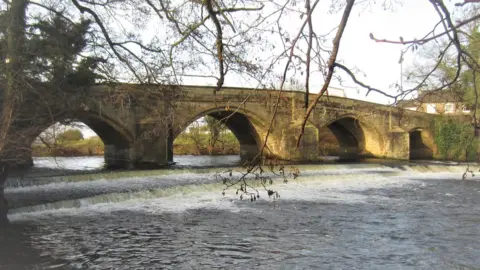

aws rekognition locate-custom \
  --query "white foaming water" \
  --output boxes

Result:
[10,163,475,221]
[5,173,215,194]
[8,158,480,223]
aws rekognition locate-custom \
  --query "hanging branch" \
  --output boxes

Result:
[334,63,397,99]
[304,0,314,110]
[296,0,355,147]
[335,40,455,102]
[455,0,480,7]
[369,14,480,46]
[334,0,480,110]
[70,0,144,82]
[205,0,225,93]
[260,0,321,156]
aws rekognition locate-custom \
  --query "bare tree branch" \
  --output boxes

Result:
[369,14,480,46]
[205,0,225,93]
[304,0,313,109]
[70,0,144,82]
[455,0,480,7]
[296,0,355,147]
[260,0,321,156]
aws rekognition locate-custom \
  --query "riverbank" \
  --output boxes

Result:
[32,137,104,157]
[33,132,241,157]
[173,131,240,155]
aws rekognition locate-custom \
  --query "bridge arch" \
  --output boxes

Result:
[408,128,434,160]
[30,112,134,169]
[173,107,267,162]
[318,115,384,159]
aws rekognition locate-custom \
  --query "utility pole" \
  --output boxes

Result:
[400,51,403,92]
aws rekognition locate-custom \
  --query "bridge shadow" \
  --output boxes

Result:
[318,117,377,160]
[409,129,434,160]
[0,222,67,269]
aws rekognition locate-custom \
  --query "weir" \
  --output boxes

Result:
[4,159,478,215]
[0,191,7,224]
[2,157,479,269]
[0,167,7,224]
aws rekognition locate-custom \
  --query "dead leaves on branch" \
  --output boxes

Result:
[216,160,301,202]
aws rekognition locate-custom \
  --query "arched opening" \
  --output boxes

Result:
[318,116,384,160]
[409,129,434,160]
[32,122,104,170]
[172,110,261,166]
[31,116,132,170]
[318,117,363,159]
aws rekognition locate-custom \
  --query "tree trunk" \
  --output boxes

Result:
[0,0,27,225]
[475,127,480,138]
[0,0,27,160]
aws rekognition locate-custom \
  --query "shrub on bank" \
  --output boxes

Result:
[33,132,240,157]
[173,132,240,155]
[434,118,479,161]
[32,136,104,157]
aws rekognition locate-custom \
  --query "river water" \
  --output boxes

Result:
[1,156,479,269]
[31,155,243,171]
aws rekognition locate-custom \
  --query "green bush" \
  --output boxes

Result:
[33,136,104,157]
[434,118,478,160]
[33,127,240,157]
[57,129,84,142]
[173,131,240,155]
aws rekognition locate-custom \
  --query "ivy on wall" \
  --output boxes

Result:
[434,118,478,160]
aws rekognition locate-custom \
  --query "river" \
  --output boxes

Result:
[1,156,479,269]
[31,155,244,171]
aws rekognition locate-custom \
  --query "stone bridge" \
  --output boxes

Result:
[26,84,445,168]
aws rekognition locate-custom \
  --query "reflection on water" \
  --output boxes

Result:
[174,155,241,167]
[0,223,66,270]
[33,156,105,171]
[4,156,480,269]
[32,155,242,171]
[31,155,462,172]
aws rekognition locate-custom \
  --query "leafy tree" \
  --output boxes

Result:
[204,116,225,154]
[0,1,101,223]
[0,5,102,163]
[405,21,480,160]
[438,26,480,115]
[411,24,480,109]
[57,129,84,142]
[434,118,478,160]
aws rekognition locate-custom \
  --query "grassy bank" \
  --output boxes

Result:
[33,132,240,157]
[32,137,104,157]
[173,131,239,155]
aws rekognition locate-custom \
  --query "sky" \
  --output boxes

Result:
[333,0,458,104]
[174,0,463,104]
[74,0,469,138]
